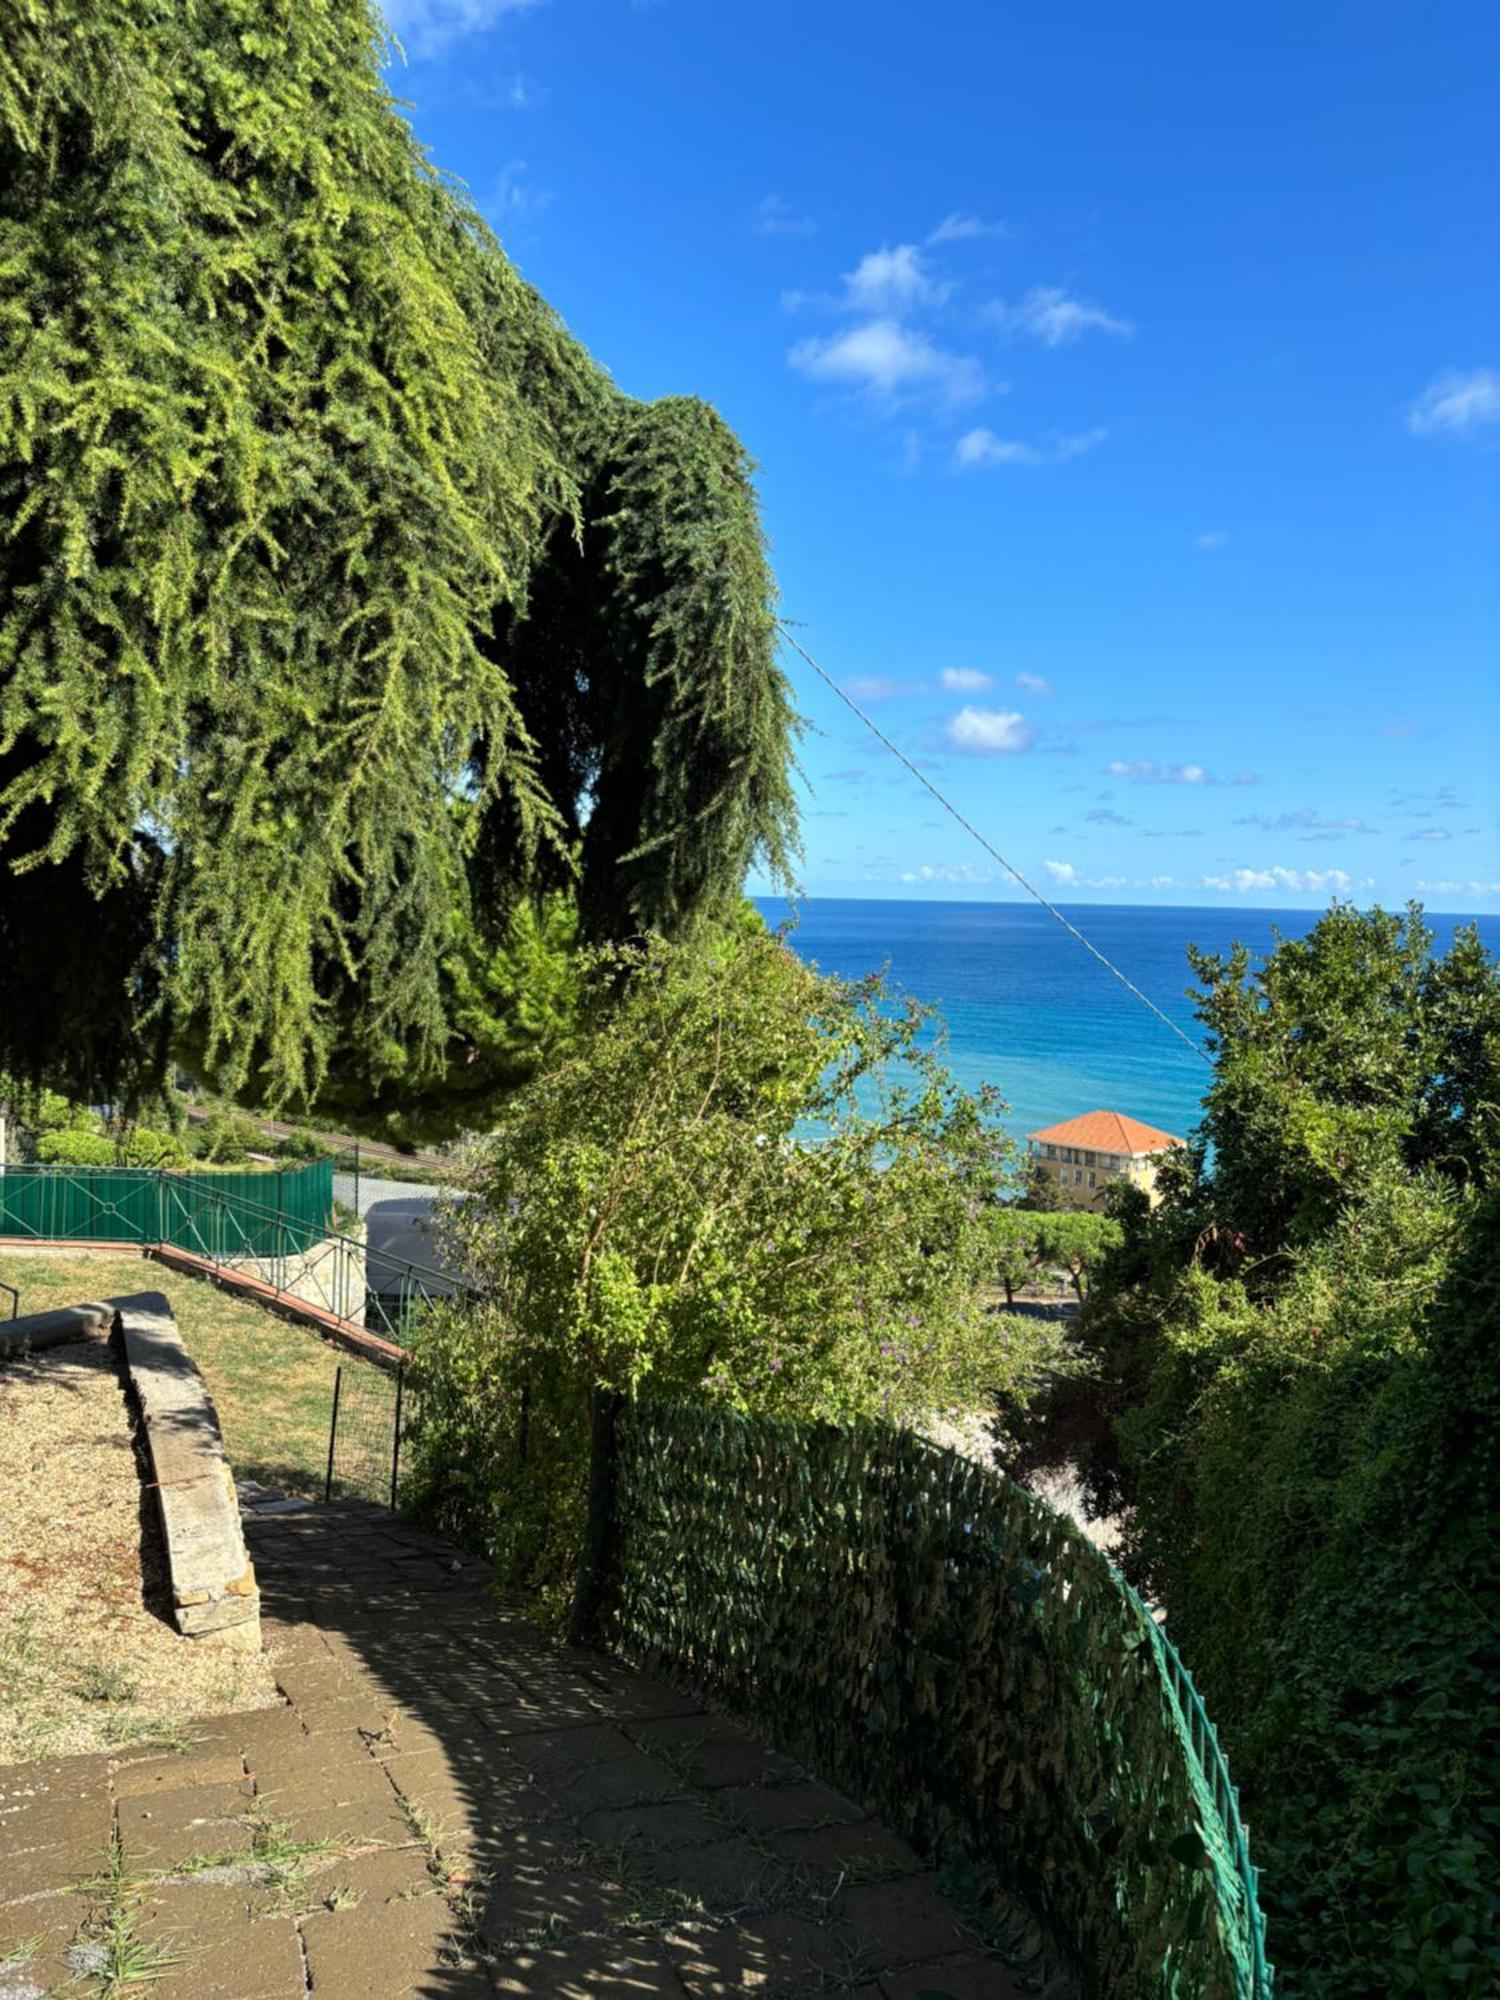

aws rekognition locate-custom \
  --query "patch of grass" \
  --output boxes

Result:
[0,1250,338,1494]
[75,1832,191,1996]
[76,1660,139,1704]
[172,1806,344,1907]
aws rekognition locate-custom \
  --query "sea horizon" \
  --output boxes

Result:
[757,894,1500,1146]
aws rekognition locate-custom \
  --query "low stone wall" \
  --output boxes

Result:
[112,1291,262,1653]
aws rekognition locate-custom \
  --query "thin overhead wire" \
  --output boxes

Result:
[777,622,1211,1068]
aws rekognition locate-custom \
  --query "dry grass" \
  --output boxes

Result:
[0,1249,338,1497]
[0,1334,278,1765]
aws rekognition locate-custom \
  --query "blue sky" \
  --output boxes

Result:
[384,0,1498,912]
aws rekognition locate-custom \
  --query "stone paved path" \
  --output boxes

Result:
[1,1497,1029,1998]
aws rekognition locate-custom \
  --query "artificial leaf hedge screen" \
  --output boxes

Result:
[578,1396,1271,2000]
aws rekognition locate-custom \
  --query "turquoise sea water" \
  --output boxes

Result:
[757,898,1500,1146]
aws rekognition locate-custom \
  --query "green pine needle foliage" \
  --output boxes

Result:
[0,0,799,1119]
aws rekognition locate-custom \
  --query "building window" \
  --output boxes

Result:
[1088,1170,1096,1188]
[1074,1167,1083,1186]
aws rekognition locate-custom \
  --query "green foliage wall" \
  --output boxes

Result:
[1086,907,1500,1994]
[0,0,798,1123]
[587,1398,1269,2000]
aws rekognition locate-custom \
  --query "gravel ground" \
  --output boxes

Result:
[0,1334,277,1766]
[924,1410,1126,1558]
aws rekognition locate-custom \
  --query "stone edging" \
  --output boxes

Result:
[111,1290,263,1654]
[0,1300,115,1359]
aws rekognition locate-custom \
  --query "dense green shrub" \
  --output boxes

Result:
[407,924,1058,1613]
[34,1128,114,1167]
[1087,907,1500,1994]
[271,1132,334,1164]
[191,1109,264,1165]
[33,1124,188,1167]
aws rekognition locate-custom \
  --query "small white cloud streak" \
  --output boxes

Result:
[928,212,1009,244]
[1196,531,1229,550]
[1108,761,1259,787]
[945,707,1032,754]
[954,426,1107,469]
[1044,859,1077,884]
[940,667,993,692]
[985,285,1135,347]
[1406,368,1500,441]
[1014,672,1051,696]
[754,194,817,237]
[383,0,540,58]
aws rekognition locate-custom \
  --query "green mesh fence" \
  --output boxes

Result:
[324,1359,409,1507]
[0,1161,333,1253]
[583,1397,1271,2000]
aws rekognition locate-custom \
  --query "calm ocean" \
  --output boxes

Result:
[756,897,1500,1146]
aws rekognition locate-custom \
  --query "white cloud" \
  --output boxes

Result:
[384,0,540,58]
[928,212,1009,245]
[1054,428,1110,460]
[953,425,1107,469]
[898,862,994,885]
[940,667,993,692]
[790,320,984,405]
[1044,859,1077,885]
[843,244,950,316]
[954,430,1038,468]
[1109,760,1208,785]
[1235,807,1377,838]
[1108,760,1260,787]
[1203,867,1352,895]
[945,707,1033,754]
[1196,531,1229,550]
[1406,368,1500,442]
[1014,672,1052,696]
[985,286,1135,347]
[754,194,817,237]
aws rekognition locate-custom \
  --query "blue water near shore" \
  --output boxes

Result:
[756,898,1500,1146]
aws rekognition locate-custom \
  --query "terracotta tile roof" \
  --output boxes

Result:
[1027,1109,1185,1154]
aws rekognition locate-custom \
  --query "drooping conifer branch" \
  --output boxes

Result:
[0,0,799,1121]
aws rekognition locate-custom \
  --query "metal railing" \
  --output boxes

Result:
[0,1163,462,1349]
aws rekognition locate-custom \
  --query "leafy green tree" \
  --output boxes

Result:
[406,925,1048,1605]
[0,0,798,1126]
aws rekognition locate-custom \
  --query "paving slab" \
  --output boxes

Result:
[0,1499,1062,1998]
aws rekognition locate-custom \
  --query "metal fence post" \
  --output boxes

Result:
[324,1364,343,1503]
[389,1361,405,1511]
[569,1388,622,1647]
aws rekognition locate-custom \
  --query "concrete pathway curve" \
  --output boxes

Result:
[2,1498,1033,1998]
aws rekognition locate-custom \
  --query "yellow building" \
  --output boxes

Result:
[1027,1109,1185,1211]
